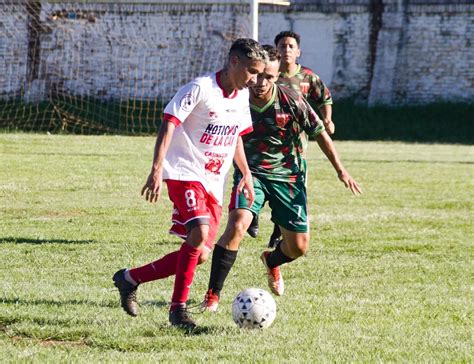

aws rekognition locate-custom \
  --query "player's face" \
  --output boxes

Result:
[276,37,301,66]
[250,60,280,100]
[232,56,265,90]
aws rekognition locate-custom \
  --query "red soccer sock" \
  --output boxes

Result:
[128,250,179,284]
[170,242,201,310]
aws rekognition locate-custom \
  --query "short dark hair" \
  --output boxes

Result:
[274,31,301,46]
[229,38,268,62]
[262,44,281,62]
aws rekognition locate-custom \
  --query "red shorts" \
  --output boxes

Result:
[166,179,222,251]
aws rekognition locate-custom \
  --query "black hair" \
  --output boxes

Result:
[274,31,301,46]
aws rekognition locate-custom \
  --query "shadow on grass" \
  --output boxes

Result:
[141,300,169,309]
[1,297,116,309]
[153,321,233,336]
[1,237,94,244]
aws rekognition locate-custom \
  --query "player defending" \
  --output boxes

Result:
[112,39,267,330]
[202,45,361,311]
[248,30,336,246]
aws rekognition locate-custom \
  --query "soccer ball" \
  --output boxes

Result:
[232,288,276,329]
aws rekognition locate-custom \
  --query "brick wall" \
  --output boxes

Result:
[1,0,472,105]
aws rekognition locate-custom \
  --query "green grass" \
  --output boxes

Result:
[1,134,472,362]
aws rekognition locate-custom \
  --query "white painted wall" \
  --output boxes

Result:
[1,1,473,105]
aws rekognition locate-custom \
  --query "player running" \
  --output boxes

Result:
[112,39,267,330]
[248,30,336,247]
[202,45,361,312]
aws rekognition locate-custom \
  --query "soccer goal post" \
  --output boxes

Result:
[250,0,291,41]
[1,0,261,134]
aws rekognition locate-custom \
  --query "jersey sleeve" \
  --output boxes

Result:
[308,73,333,109]
[163,81,203,125]
[297,95,325,138]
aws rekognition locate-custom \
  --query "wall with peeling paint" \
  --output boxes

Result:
[1,0,472,106]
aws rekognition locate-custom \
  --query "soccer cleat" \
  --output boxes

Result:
[260,251,284,296]
[247,215,259,238]
[169,305,197,330]
[202,289,220,312]
[113,269,139,317]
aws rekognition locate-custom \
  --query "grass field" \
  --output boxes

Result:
[1,133,472,362]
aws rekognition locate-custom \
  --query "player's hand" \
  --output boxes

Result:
[237,173,255,207]
[323,118,335,135]
[337,169,362,195]
[141,171,163,203]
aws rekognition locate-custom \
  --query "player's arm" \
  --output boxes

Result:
[319,103,335,135]
[297,95,325,137]
[233,136,255,207]
[142,120,176,203]
[315,131,362,195]
[309,74,335,135]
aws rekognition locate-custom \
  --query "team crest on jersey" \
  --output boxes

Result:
[300,82,310,95]
[208,111,219,120]
[180,93,194,112]
[276,112,290,127]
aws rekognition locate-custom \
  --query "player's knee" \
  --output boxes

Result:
[188,225,209,247]
[229,219,248,240]
[293,235,310,257]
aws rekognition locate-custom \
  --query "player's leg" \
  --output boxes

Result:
[169,224,209,329]
[112,180,211,318]
[262,228,309,296]
[203,178,265,311]
[268,159,308,248]
[261,179,308,295]
[166,180,222,329]
[113,247,207,317]
[203,208,254,311]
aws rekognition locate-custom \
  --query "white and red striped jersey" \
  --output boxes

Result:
[162,71,253,205]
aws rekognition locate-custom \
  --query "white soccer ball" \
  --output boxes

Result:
[232,287,276,329]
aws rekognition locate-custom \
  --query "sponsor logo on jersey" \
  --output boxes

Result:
[199,124,239,147]
[205,156,224,175]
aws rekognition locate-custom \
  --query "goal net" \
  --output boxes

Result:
[0,0,252,134]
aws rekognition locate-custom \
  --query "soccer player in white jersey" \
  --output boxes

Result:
[113,39,267,330]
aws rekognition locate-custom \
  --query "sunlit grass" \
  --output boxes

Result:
[1,134,472,362]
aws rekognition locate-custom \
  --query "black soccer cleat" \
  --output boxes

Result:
[268,224,282,248]
[247,214,259,238]
[113,269,139,317]
[169,306,197,330]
